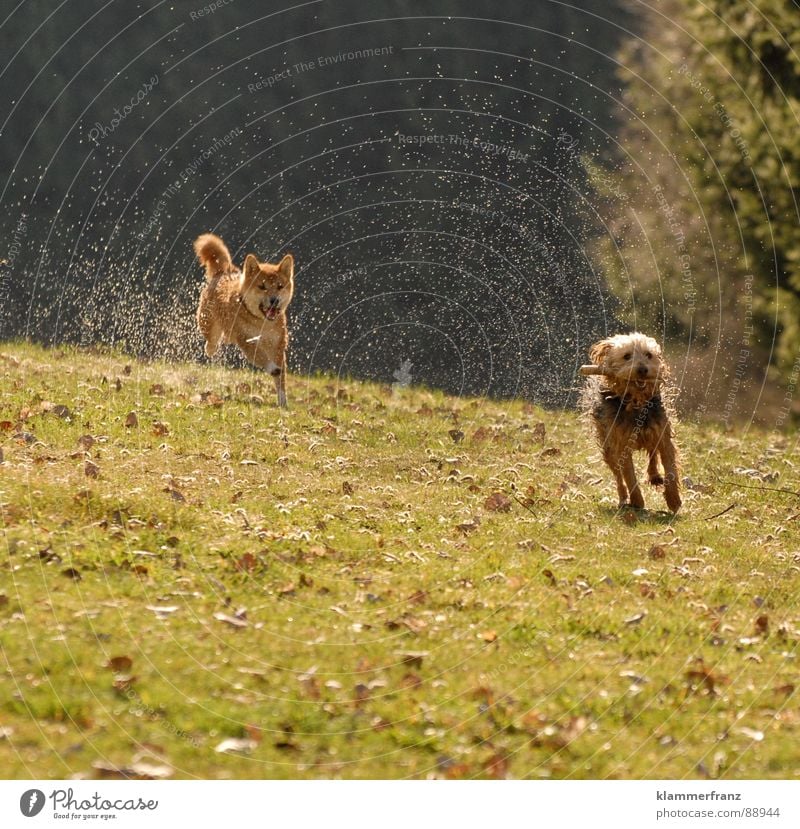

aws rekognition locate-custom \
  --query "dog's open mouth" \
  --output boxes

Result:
[260,301,279,320]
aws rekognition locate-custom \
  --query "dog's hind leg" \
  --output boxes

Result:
[620,452,644,509]
[660,436,682,513]
[648,451,664,486]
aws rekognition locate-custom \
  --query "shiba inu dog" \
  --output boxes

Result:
[194,233,294,407]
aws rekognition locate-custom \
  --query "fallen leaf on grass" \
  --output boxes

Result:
[146,605,179,617]
[448,429,465,443]
[105,656,133,672]
[396,651,428,667]
[484,492,512,512]
[484,753,510,779]
[215,737,257,755]
[480,630,498,643]
[152,421,170,437]
[124,412,138,429]
[214,611,248,628]
[685,660,728,695]
[235,552,258,573]
[754,615,769,636]
[84,460,99,478]
[62,567,82,581]
[456,517,480,534]
[342,480,354,495]
[624,612,647,626]
[735,727,764,742]
[93,760,172,780]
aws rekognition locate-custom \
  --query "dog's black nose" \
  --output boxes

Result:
[637,364,648,377]
[269,296,280,307]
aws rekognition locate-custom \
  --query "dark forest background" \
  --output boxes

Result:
[1,1,798,420]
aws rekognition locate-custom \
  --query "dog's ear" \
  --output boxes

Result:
[589,338,613,366]
[243,254,260,279]
[277,254,294,281]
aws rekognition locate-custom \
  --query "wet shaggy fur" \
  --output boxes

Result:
[582,332,681,513]
[194,233,294,408]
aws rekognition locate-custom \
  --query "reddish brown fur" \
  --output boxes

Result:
[194,233,294,407]
[584,332,682,513]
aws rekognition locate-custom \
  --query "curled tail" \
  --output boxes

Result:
[194,233,233,280]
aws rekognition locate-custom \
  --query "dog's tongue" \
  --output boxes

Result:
[266,307,277,320]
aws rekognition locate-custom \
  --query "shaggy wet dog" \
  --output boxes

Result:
[194,233,294,407]
[581,332,681,513]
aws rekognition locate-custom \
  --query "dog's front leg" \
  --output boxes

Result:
[660,436,681,512]
[272,354,288,409]
[620,452,644,509]
[604,447,629,507]
[258,345,288,409]
[647,451,664,486]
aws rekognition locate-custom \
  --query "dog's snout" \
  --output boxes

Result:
[637,364,648,377]
[269,296,280,308]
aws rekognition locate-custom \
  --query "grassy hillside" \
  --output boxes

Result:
[0,342,798,780]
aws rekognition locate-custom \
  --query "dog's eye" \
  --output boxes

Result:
[276,283,283,290]
[624,353,632,360]
[645,351,652,359]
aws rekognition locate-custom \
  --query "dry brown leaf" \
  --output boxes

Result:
[124,411,138,428]
[106,655,133,672]
[484,492,512,512]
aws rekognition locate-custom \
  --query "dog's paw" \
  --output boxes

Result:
[649,475,664,486]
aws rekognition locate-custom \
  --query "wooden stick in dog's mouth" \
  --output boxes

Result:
[579,364,609,376]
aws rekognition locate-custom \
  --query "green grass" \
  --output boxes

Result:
[0,341,798,780]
